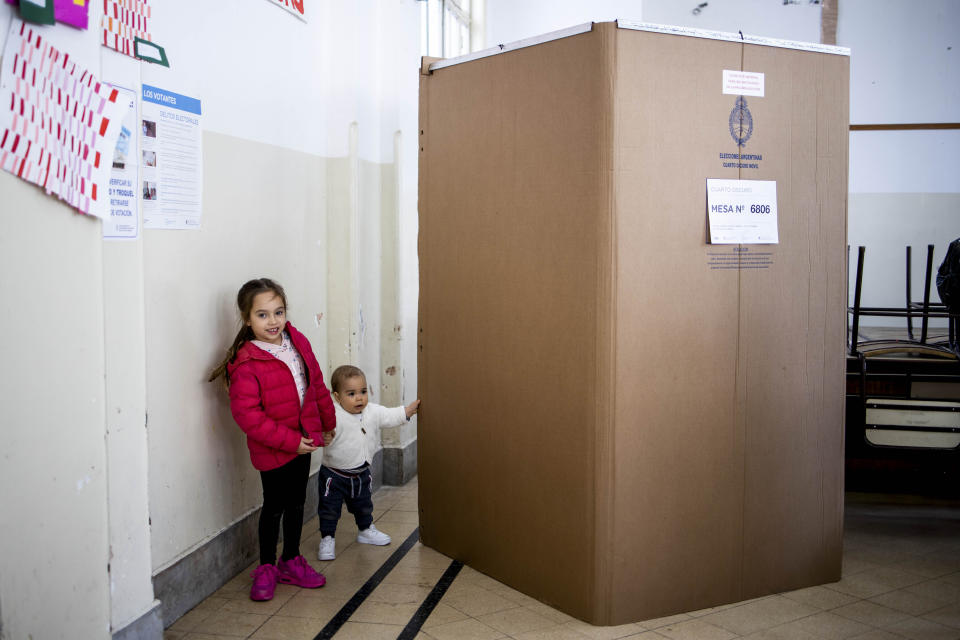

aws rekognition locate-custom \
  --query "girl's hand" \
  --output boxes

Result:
[405,399,421,419]
[297,437,318,454]
[322,429,336,446]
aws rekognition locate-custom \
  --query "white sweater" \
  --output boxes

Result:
[322,401,407,470]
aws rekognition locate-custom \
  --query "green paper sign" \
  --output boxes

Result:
[19,0,56,25]
[134,37,169,67]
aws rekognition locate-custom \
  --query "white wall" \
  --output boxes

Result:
[484,0,822,49]
[484,0,644,46]
[138,0,421,165]
[840,0,959,322]
[842,0,958,125]
[642,0,821,42]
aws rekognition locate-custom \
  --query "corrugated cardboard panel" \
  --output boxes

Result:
[609,29,747,623]
[736,44,847,596]
[418,22,848,626]
[418,25,614,620]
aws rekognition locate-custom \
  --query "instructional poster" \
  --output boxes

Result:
[141,84,202,229]
[103,86,139,240]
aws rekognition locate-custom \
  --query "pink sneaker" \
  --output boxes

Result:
[250,563,279,601]
[276,555,326,589]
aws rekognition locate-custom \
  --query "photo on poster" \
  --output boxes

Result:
[113,126,131,169]
[143,181,158,200]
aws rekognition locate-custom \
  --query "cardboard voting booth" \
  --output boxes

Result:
[417,21,850,625]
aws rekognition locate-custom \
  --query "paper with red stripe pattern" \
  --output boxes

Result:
[100,0,152,58]
[0,18,126,218]
[267,0,307,22]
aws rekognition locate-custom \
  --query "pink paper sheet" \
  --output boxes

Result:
[54,0,89,30]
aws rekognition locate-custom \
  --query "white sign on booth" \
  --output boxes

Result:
[707,178,779,244]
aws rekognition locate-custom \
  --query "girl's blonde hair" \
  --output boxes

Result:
[208,278,288,384]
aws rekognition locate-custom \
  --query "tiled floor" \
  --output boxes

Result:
[165,479,960,640]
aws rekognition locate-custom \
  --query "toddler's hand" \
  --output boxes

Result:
[297,437,318,454]
[405,399,421,419]
[322,429,336,446]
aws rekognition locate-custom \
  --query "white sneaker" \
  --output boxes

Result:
[357,524,391,546]
[318,536,336,561]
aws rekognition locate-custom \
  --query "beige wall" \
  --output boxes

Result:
[104,235,155,630]
[0,170,112,637]
[0,125,411,639]
[144,130,413,571]
[0,128,412,638]
[146,131,328,569]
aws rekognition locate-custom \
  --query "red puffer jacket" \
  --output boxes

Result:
[227,322,336,471]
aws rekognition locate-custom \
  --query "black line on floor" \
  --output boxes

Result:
[312,527,420,640]
[396,559,463,640]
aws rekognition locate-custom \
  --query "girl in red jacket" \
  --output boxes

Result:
[210,278,337,601]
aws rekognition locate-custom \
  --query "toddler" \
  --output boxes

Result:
[317,365,420,560]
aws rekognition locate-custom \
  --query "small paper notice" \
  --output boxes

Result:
[706,179,778,244]
[723,70,764,97]
[103,86,139,240]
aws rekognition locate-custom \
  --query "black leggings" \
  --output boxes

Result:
[258,454,310,565]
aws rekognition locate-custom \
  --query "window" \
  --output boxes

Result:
[420,0,481,59]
